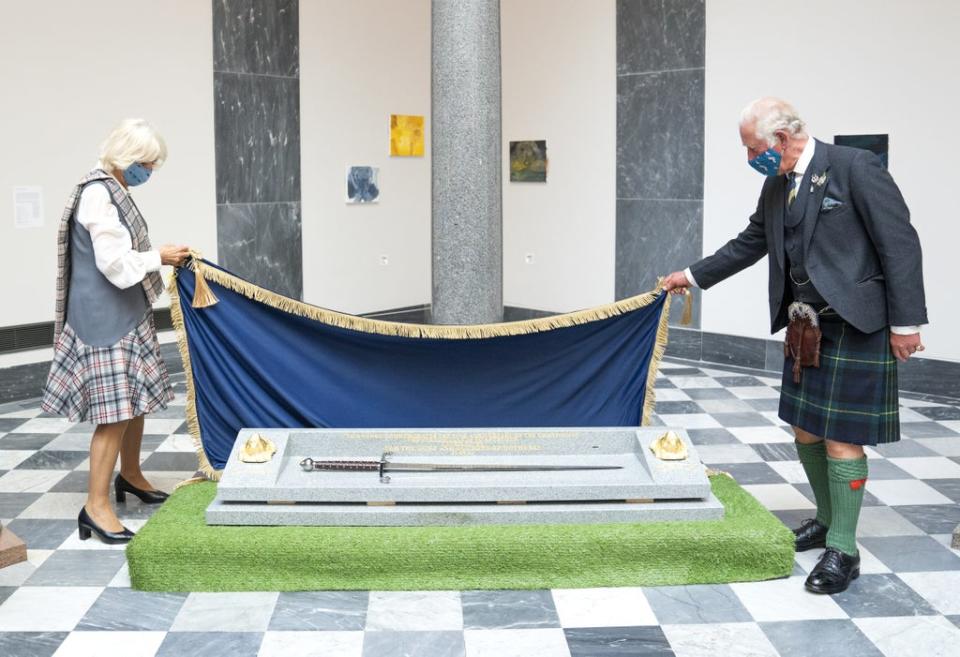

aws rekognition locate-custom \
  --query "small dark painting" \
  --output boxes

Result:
[834,134,888,169]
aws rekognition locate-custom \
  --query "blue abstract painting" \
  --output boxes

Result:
[346,166,380,203]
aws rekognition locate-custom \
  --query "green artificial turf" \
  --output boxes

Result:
[127,475,794,591]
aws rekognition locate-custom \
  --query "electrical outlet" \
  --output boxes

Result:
[524,253,535,265]
[380,255,389,266]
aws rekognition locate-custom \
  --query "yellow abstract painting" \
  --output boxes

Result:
[390,114,425,156]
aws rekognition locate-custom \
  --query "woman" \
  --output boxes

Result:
[41,119,190,544]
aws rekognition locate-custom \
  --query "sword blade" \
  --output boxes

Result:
[383,463,622,473]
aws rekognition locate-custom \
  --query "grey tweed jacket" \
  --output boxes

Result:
[689,140,927,334]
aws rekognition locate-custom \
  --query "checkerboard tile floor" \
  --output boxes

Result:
[1,361,958,656]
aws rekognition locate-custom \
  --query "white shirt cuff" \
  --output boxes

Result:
[683,267,699,288]
[144,250,162,273]
[890,325,923,335]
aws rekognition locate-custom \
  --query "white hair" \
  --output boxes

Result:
[739,98,806,146]
[98,119,167,172]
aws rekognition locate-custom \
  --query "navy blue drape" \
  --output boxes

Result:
[175,263,667,471]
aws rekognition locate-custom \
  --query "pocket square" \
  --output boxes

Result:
[820,196,845,212]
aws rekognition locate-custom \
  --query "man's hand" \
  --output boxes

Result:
[890,332,924,362]
[160,244,191,267]
[662,270,691,295]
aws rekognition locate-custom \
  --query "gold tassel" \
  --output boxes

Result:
[681,289,693,326]
[190,256,219,308]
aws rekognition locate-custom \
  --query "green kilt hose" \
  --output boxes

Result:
[778,312,900,446]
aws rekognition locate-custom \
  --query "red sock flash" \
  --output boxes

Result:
[850,478,867,491]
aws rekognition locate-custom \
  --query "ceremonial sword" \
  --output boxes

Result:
[299,453,622,484]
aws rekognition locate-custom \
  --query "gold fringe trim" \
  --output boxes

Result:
[169,258,674,480]
[190,256,219,308]
[168,270,222,482]
[680,289,693,326]
[188,257,668,340]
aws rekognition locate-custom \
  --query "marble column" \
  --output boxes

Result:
[615,0,704,326]
[431,0,503,325]
[213,0,302,299]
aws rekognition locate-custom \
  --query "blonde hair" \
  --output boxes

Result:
[99,119,167,171]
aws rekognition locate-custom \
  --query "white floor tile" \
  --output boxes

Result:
[668,377,723,390]
[656,414,722,429]
[551,587,656,628]
[759,411,790,427]
[108,563,132,588]
[12,418,78,434]
[464,628,571,657]
[897,407,936,423]
[259,631,364,657]
[887,456,960,479]
[728,427,794,444]
[740,484,815,510]
[41,434,94,451]
[0,450,35,470]
[0,586,103,631]
[915,438,960,457]
[0,469,70,493]
[652,388,693,402]
[18,493,89,519]
[170,591,278,632]
[767,460,809,484]
[692,444,763,464]
[729,577,847,622]
[899,571,960,615]
[855,615,960,657]
[143,419,188,434]
[728,386,780,400]
[365,591,463,631]
[154,433,198,453]
[52,631,165,657]
[662,622,779,657]
[867,479,954,506]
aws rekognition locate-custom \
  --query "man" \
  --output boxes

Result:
[663,97,927,594]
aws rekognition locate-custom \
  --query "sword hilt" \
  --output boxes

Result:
[299,458,381,472]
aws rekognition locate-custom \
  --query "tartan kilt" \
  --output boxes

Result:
[778,314,900,445]
[41,309,174,425]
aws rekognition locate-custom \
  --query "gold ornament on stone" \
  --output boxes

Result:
[239,433,277,463]
[650,430,688,461]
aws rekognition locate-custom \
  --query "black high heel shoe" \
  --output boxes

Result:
[115,473,169,505]
[78,507,135,544]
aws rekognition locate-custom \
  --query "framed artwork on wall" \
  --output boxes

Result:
[390,114,425,156]
[509,140,547,182]
[834,134,889,169]
[346,166,380,204]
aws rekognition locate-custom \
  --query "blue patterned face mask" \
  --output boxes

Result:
[748,147,782,176]
[122,162,153,186]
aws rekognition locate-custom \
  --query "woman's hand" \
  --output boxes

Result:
[159,244,191,267]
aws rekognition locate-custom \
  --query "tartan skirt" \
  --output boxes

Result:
[41,309,174,425]
[778,314,900,445]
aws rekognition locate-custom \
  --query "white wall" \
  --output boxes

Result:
[299,0,616,315]
[299,0,432,315]
[0,0,217,327]
[502,0,616,312]
[704,0,960,361]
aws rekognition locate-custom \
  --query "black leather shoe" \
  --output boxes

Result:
[78,507,135,545]
[793,518,829,552]
[805,548,860,594]
[115,473,169,505]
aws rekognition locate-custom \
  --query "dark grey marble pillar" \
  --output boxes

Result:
[213,0,302,299]
[615,0,704,326]
[431,0,503,325]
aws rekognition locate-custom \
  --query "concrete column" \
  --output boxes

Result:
[431,0,503,324]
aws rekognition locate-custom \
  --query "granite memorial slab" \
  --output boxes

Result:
[206,427,723,526]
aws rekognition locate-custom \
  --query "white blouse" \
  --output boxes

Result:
[76,174,161,290]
